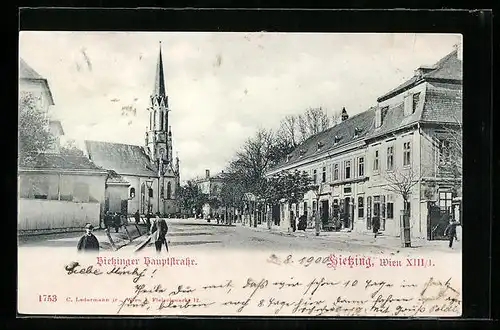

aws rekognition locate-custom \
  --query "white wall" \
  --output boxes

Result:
[18,199,100,230]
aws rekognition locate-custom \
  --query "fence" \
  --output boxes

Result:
[18,198,100,232]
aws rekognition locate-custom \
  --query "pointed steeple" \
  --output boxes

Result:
[153,41,166,98]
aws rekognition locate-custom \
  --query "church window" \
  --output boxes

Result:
[167,182,172,199]
[130,187,136,198]
[148,188,154,198]
[159,111,163,130]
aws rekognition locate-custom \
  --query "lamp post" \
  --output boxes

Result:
[146,179,153,214]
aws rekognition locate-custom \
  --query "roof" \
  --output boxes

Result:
[19,58,55,105]
[85,140,158,177]
[378,49,462,102]
[19,152,106,173]
[19,58,44,80]
[270,109,376,171]
[421,87,462,124]
[106,170,131,185]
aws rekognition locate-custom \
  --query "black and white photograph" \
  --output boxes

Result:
[18,31,464,316]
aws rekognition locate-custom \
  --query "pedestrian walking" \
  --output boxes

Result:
[372,216,381,238]
[76,223,100,253]
[444,219,458,248]
[134,210,140,224]
[150,212,169,253]
[113,212,121,233]
[104,210,113,232]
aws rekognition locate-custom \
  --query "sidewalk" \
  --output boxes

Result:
[239,222,461,253]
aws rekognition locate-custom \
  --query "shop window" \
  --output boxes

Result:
[386,195,394,219]
[357,196,364,218]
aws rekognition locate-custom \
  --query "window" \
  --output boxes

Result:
[345,160,351,179]
[439,190,453,213]
[148,188,154,198]
[412,93,420,113]
[313,169,317,184]
[381,106,389,123]
[358,157,364,177]
[130,187,136,198]
[386,195,394,219]
[358,196,364,218]
[373,150,379,172]
[322,167,326,183]
[403,142,411,167]
[333,164,339,181]
[439,140,451,163]
[166,182,172,199]
[387,146,394,171]
[159,111,163,130]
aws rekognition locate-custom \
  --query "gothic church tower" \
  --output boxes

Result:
[145,42,173,169]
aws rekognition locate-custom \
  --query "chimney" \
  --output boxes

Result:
[341,107,349,121]
[205,169,210,179]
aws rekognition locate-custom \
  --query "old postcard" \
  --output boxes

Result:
[18,32,463,317]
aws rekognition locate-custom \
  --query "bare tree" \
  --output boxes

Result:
[331,109,342,127]
[277,115,299,148]
[229,128,275,195]
[60,138,85,156]
[384,167,422,211]
[297,107,330,142]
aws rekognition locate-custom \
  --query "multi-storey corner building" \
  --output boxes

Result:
[266,48,462,240]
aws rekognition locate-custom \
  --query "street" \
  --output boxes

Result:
[18,218,461,257]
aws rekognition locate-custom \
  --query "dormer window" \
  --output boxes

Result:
[404,92,420,116]
[299,149,306,157]
[317,141,324,150]
[334,136,342,144]
[412,93,420,113]
[286,154,291,162]
[354,127,363,137]
[375,107,389,128]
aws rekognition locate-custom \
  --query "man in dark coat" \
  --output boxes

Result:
[134,210,141,224]
[372,216,381,238]
[77,223,100,252]
[113,212,121,233]
[444,219,458,248]
[150,213,169,253]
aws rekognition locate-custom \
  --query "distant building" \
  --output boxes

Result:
[84,42,181,217]
[266,49,462,240]
[192,169,226,219]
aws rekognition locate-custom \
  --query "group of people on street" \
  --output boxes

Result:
[77,210,170,254]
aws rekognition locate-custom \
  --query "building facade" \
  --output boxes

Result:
[266,49,462,240]
[18,59,109,231]
[193,169,226,219]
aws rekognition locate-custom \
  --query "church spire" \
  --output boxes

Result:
[153,41,166,98]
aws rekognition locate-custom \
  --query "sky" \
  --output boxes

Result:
[19,32,462,183]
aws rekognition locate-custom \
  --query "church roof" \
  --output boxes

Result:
[377,49,462,102]
[85,140,158,177]
[19,152,106,173]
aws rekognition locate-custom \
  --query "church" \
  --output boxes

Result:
[84,42,180,217]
